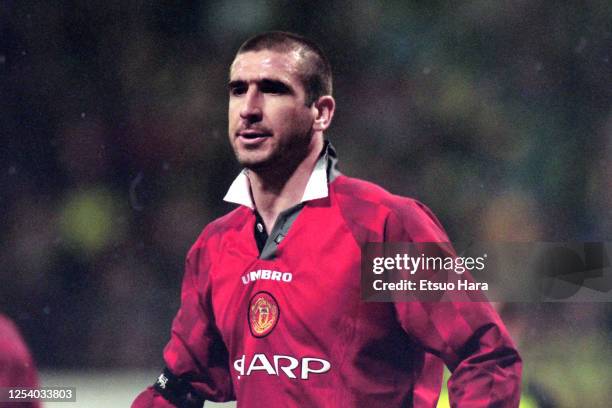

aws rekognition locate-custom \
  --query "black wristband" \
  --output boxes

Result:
[153,367,205,408]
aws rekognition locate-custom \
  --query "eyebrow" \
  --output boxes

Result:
[228,80,245,89]
[228,78,295,94]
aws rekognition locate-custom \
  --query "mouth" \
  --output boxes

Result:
[236,130,272,144]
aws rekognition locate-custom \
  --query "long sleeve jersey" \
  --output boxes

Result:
[133,143,521,407]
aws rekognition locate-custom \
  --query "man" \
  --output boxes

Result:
[133,31,521,407]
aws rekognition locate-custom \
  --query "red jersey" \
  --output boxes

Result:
[133,144,521,407]
[0,314,41,408]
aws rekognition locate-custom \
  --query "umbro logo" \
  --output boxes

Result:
[241,269,292,285]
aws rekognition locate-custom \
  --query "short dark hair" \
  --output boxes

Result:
[234,31,332,105]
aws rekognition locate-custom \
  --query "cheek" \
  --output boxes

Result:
[292,109,314,132]
[228,101,239,117]
[228,105,240,127]
[273,106,311,129]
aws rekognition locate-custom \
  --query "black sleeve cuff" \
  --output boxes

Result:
[153,367,205,408]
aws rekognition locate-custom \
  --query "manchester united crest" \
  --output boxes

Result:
[248,291,280,338]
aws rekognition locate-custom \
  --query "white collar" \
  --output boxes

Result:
[223,153,329,210]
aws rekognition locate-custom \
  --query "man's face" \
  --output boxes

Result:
[228,49,315,171]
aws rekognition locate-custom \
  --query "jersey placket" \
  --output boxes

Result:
[254,204,305,260]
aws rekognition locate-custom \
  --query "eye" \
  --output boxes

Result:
[229,82,247,96]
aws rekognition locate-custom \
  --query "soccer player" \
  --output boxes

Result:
[132,31,521,407]
[0,314,41,408]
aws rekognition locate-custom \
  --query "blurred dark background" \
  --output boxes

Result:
[1,1,610,406]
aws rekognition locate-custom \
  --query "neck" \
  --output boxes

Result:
[249,136,324,231]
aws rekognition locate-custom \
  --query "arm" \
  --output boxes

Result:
[387,201,522,407]
[395,299,521,407]
[132,241,234,408]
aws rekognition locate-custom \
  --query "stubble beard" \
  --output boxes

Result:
[233,130,314,177]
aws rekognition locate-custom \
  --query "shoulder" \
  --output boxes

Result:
[0,315,36,376]
[332,175,421,208]
[331,175,449,243]
[331,174,434,221]
[187,206,251,259]
[0,318,39,388]
[0,315,28,357]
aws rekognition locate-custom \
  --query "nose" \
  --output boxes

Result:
[240,86,263,123]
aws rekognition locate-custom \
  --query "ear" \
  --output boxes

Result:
[312,96,336,132]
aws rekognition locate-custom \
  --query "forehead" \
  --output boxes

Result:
[230,49,304,84]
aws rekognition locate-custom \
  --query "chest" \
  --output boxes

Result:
[208,205,363,351]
